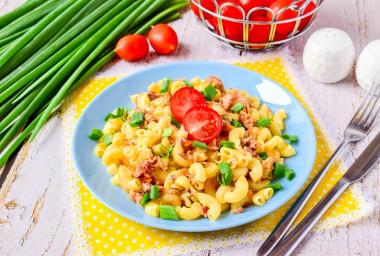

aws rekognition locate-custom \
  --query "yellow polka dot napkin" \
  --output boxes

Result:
[62,57,375,255]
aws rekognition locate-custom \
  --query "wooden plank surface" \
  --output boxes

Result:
[0,0,379,255]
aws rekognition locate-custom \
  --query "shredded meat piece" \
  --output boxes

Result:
[219,90,252,110]
[178,151,191,160]
[207,139,219,151]
[123,139,135,146]
[231,207,244,214]
[147,91,162,101]
[239,110,256,129]
[134,156,160,178]
[200,206,209,217]
[142,182,151,192]
[130,191,144,206]
[221,119,234,136]
[176,137,195,160]
[207,75,226,93]
[247,190,253,198]
[241,136,258,157]
[144,110,159,123]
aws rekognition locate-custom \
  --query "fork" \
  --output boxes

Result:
[257,83,380,256]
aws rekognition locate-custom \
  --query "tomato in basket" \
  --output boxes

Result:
[191,0,218,19]
[297,0,316,31]
[212,0,244,39]
[183,106,223,143]
[248,15,271,49]
[237,0,267,16]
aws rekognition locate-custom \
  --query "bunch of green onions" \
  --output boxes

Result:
[0,0,189,168]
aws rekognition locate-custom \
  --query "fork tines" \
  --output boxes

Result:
[354,83,380,129]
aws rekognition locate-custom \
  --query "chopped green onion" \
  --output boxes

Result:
[200,90,211,101]
[170,114,181,128]
[182,80,193,88]
[216,162,232,186]
[150,185,159,199]
[285,169,295,181]
[88,128,103,141]
[168,146,173,154]
[126,106,131,116]
[268,182,282,190]
[259,152,268,160]
[115,107,124,117]
[105,113,116,122]
[159,78,171,93]
[204,83,217,98]
[222,116,228,120]
[140,192,150,207]
[219,141,235,149]
[230,102,244,112]
[193,140,207,149]
[231,119,243,128]
[257,117,272,127]
[159,205,179,220]
[143,126,148,130]
[162,128,172,137]
[159,143,170,159]
[129,112,144,128]
[103,134,112,147]
[282,134,299,143]
[273,162,286,178]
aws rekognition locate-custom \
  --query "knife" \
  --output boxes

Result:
[266,131,380,256]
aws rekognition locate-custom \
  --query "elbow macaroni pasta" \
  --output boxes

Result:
[92,76,297,221]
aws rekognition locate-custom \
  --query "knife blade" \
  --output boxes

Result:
[268,131,380,256]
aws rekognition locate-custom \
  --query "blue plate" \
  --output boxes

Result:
[72,61,316,232]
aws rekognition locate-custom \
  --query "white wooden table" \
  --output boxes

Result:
[0,0,379,255]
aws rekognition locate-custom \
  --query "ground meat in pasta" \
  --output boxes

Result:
[130,191,144,206]
[241,136,258,157]
[239,109,256,129]
[221,119,234,136]
[147,91,162,101]
[134,156,161,178]
[207,75,226,93]
[206,139,219,151]
[143,110,159,123]
[219,89,252,111]
[200,206,209,217]
[231,207,244,214]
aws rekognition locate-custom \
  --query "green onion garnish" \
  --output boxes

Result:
[273,162,286,178]
[162,128,173,137]
[282,134,299,143]
[159,78,171,93]
[126,107,131,116]
[257,117,272,127]
[158,143,170,159]
[105,113,116,122]
[103,134,112,147]
[259,152,268,160]
[143,126,148,130]
[231,119,243,128]
[219,141,235,149]
[150,185,159,199]
[216,162,232,186]
[115,107,124,118]
[88,128,103,141]
[230,102,244,112]
[200,90,211,101]
[222,116,228,120]
[159,205,179,220]
[140,192,150,207]
[129,112,144,128]
[170,114,181,128]
[268,182,282,190]
[193,140,207,149]
[285,169,295,181]
[168,146,173,154]
[182,80,194,88]
[203,84,218,100]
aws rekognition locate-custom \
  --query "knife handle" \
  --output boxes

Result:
[269,179,350,256]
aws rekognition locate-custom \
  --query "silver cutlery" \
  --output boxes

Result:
[258,83,380,256]
[268,130,380,255]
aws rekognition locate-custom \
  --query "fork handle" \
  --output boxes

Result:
[257,139,351,256]
[270,179,350,256]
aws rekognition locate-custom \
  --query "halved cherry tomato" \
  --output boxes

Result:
[237,0,267,16]
[170,87,207,123]
[115,35,149,61]
[213,0,243,38]
[191,0,218,19]
[183,106,223,143]
[148,24,178,55]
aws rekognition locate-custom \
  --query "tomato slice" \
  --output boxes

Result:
[170,87,207,123]
[183,106,223,143]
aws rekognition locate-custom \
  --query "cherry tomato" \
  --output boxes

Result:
[170,87,207,123]
[183,106,223,143]
[148,24,178,55]
[263,0,276,6]
[248,15,271,49]
[266,0,298,34]
[273,31,288,41]
[237,0,267,16]
[115,35,149,61]
[191,0,218,19]
[215,27,243,42]
[213,0,243,38]
[297,0,316,31]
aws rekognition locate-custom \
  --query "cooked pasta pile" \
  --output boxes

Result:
[91,76,297,221]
